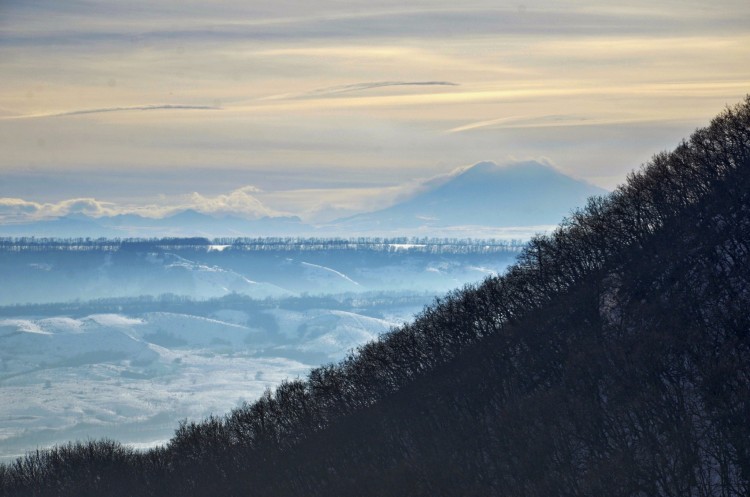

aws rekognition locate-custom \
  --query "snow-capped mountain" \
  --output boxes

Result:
[332,161,606,230]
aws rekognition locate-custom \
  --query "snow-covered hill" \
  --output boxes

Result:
[0,237,516,460]
[0,241,518,305]
[0,303,411,461]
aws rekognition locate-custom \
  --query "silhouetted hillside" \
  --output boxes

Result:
[1,97,748,497]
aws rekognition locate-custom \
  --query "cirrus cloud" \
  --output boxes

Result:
[3,104,221,121]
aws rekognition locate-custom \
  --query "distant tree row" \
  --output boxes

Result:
[0,236,526,254]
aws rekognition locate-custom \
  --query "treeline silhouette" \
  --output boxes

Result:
[1,97,748,496]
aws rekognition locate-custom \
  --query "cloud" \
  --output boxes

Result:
[0,186,281,224]
[445,113,691,134]
[5,105,221,120]
[446,116,531,134]
[123,186,284,220]
[0,197,116,222]
[264,81,459,100]
[0,0,747,203]
[56,198,115,217]
[184,187,281,219]
[233,185,263,194]
[5,4,748,47]
[0,198,42,218]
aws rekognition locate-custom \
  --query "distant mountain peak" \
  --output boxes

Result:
[455,160,570,182]
[460,160,499,175]
[333,160,607,230]
[165,209,213,221]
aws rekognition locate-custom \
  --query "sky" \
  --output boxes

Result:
[0,0,748,223]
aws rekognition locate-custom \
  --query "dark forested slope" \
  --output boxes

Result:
[1,98,749,497]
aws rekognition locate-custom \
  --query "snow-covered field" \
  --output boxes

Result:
[0,240,518,460]
[0,307,409,461]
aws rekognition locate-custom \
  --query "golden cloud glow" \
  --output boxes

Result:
[0,0,748,200]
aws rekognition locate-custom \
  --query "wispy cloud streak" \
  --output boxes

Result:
[263,81,459,100]
[4,104,221,120]
[445,111,718,134]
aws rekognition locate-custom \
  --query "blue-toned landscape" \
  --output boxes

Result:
[1,0,748,495]
[0,237,519,460]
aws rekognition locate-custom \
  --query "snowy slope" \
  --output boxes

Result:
[0,306,406,461]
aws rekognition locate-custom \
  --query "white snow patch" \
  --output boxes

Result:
[301,261,360,286]
[388,244,427,250]
[87,314,144,327]
[468,265,498,276]
[0,319,49,335]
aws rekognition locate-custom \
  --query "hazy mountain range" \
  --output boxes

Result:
[0,161,606,238]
